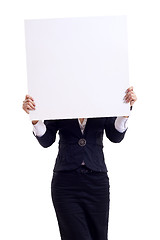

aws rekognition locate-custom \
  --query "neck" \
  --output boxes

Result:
[79,118,84,124]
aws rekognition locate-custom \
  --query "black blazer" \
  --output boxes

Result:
[34,117,127,172]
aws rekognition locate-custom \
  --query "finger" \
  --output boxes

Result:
[130,100,135,106]
[24,105,34,113]
[25,109,29,114]
[23,101,35,110]
[125,90,135,98]
[25,95,34,101]
[23,102,35,113]
[126,95,136,103]
[125,86,133,93]
[132,93,137,101]
[27,105,33,110]
[25,98,36,106]
[25,95,31,100]
[127,92,137,101]
[22,105,29,114]
[124,90,134,98]
[124,94,134,103]
[124,97,131,103]
[124,91,133,101]
[125,94,135,103]
[26,102,36,110]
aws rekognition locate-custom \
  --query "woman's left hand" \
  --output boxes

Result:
[123,86,137,118]
[124,86,137,106]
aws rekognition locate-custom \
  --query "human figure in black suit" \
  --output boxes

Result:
[22,86,137,240]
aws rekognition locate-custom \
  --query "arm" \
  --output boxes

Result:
[33,120,58,148]
[105,86,137,142]
[22,95,58,148]
[104,117,127,143]
[114,116,128,133]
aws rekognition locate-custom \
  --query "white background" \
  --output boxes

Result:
[0,0,160,240]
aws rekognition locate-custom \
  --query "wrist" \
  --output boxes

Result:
[32,120,39,125]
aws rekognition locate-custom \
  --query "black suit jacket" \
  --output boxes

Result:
[34,117,127,172]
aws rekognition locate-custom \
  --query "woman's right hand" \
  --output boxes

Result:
[22,95,38,125]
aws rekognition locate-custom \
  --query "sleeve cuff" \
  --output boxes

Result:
[114,116,129,133]
[32,120,46,137]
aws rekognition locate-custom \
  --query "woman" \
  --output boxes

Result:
[22,87,137,240]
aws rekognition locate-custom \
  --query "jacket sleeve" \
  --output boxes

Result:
[104,117,127,143]
[33,120,59,148]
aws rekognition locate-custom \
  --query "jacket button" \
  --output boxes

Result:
[78,138,86,146]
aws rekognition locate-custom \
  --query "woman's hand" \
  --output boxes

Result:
[123,86,137,118]
[124,86,137,106]
[22,95,38,125]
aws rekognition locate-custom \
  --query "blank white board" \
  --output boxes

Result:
[24,15,130,120]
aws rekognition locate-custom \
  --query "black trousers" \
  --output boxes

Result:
[51,165,110,240]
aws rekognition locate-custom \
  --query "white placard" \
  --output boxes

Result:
[24,15,130,120]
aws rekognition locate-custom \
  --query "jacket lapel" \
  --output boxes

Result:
[72,118,90,136]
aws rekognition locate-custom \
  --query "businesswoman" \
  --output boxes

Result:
[22,86,137,240]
